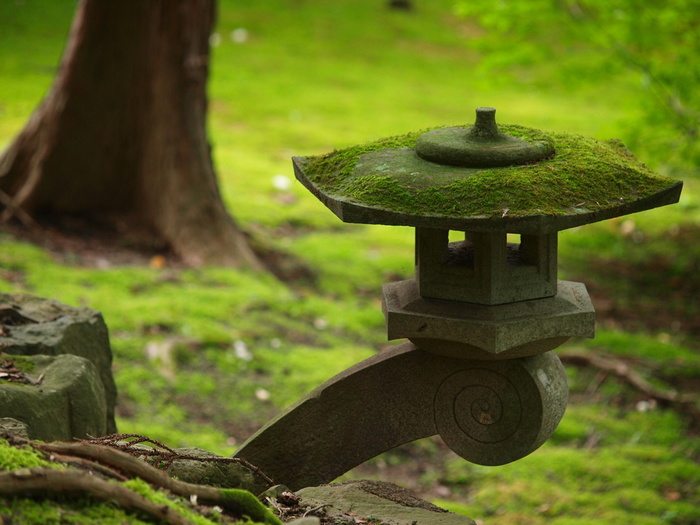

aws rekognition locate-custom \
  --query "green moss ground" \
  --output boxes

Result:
[0,1,699,524]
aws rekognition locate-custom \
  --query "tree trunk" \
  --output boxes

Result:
[0,0,262,268]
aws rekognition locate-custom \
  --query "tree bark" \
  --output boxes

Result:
[0,0,262,268]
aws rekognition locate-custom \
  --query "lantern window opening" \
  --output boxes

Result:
[506,234,532,268]
[441,231,540,271]
[445,231,474,269]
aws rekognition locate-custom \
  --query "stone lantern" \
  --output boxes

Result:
[235,108,682,493]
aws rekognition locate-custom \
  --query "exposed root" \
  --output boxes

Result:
[0,189,36,228]
[84,433,274,485]
[0,467,196,525]
[1,433,281,524]
[559,351,698,404]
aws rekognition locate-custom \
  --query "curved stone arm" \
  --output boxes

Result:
[234,342,567,491]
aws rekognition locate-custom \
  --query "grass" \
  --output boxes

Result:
[0,1,699,524]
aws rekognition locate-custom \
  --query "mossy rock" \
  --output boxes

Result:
[167,446,271,495]
[293,125,682,233]
[0,354,107,441]
[0,293,117,434]
[297,480,476,525]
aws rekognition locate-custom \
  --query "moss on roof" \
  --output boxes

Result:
[297,125,681,228]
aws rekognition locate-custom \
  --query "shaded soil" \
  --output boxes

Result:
[565,223,700,343]
[583,275,699,342]
[1,216,317,284]
[3,215,175,268]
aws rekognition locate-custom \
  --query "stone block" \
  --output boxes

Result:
[166,446,270,495]
[0,417,29,438]
[383,279,595,359]
[0,293,116,434]
[416,228,558,305]
[297,480,476,525]
[0,354,107,441]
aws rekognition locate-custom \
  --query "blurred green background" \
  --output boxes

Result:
[1,1,698,523]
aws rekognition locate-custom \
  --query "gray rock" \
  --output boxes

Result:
[285,519,320,525]
[0,354,107,441]
[0,293,117,434]
[0,417,29,438]
[167,447,271,495]
[297,480,475,525]
[384,278,594,359]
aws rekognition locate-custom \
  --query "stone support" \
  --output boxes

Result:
[235,342,567,491]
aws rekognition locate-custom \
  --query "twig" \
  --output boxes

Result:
[559,352,697,404]
[585,370,608,397]
[85,433,274,485]
[303,503,331,518]
[45,451,128,481]
[0,467,195,525]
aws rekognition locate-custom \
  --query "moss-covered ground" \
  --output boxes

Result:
[1,1,699,524]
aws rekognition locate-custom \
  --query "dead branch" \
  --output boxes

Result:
[85,433,274,485]
[0,467,195,525]
[559,352,697,404]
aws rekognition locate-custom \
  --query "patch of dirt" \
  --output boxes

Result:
[3,214,176,268]
[347,440,461,502]
[566,223,700,343]
[340,479,448,512]
[575,274,699,344]
[2,214,318,286]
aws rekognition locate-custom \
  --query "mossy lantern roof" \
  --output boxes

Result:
[293,108,682,234]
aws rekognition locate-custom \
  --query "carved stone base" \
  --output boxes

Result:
[235,342,567,491]
[383,279,595,359]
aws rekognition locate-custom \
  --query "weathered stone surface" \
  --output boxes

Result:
[434,351,568,465]
[285,519,320,525]
[383,279,594,358]
[0,354,107,441]
[235,343,567,490]
[166,447,270,495]
[0,417,29,438]
[297,481,476,525]
[0,293,116,434]
[415,228,558,305]
[293,130,682,234]
[415,107,554,168]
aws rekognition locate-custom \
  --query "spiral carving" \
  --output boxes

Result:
[434,352,568,466]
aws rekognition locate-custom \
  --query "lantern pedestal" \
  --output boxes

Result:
[235,342,568,492]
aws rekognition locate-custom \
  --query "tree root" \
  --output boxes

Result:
[0,188,36,227]
[2,433,282,524]
[559,351,697,404]
[0,467,196,525]
[84,432,274,485]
